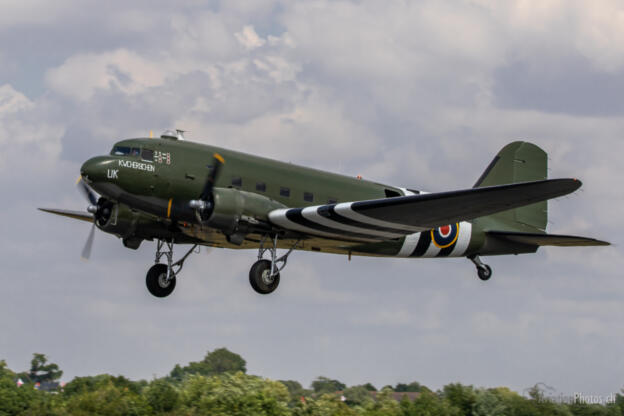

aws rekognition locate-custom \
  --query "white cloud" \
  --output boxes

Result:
[45,49,170,101]
[235,25,266,50]
[0,84,64,170]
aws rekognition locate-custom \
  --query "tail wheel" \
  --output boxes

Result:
[249,259,280,294]
[477,265,492,281]
[146,264,176,297]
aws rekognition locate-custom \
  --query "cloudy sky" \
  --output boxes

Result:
[1,0,622,398]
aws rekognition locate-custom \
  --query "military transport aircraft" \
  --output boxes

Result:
[40,130,609,297]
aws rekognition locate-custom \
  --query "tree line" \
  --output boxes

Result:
[1,348,622,416]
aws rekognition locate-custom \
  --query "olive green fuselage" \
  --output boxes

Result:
[81,137,534,258]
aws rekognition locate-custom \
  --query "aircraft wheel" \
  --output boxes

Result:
[477,265,492,281]
[249,259,280,294]
[146,264,176,297]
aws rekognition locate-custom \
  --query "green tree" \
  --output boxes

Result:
[473,389,507,416]
[293,393,358,416]
[0,376,39,416]
[343,385,374,407]
[64,380,150,416]
[181,372,290,416]
[525,383,572,416]
[403,390,461,416]
[395,382,423,393]
[443,383,477,416]
[144,379,180,413]
[169,348,246,382]
[280,379,310,404]
[26,353,62,384]
[0,360,15,379]
[363,383,377,391]
[568,402,620,416]
[63,374,145,397]
[311,376,346,394]
[361,387,401,416]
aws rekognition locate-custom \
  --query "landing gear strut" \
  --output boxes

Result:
[249,235,300,295]
[468,254,492,281]
[146,240,198,297]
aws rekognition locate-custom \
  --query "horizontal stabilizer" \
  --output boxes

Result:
[38,208,93,223]
[487,231,610,247]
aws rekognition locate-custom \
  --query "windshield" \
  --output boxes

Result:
[111,146,141,156]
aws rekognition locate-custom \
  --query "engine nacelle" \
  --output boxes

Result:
[96,200,139,238]
[207,187,286,234]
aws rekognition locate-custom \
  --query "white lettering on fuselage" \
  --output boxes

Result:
[118,160,155,172]
[107,169,118,179]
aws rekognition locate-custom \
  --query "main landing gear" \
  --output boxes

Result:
[249,235,300,295]
[468,254,492,281]
[146,240,198,297]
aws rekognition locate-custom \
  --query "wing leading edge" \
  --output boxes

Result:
[268,178,582,242]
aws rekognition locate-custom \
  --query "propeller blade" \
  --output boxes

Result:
[77,177,98,206]
[199,153,225,201]
[81,222,96,260]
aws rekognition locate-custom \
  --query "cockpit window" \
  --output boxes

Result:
[111,146,131,156]
[141,148,154,162]
[111,146,142,157]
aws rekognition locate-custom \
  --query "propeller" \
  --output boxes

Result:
[76,177,98,260]
[200,153,225,201]
[81,221,96,260]
[77,176,98,207]
[190,153,225,221]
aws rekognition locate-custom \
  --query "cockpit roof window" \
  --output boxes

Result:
[111,146,131,156]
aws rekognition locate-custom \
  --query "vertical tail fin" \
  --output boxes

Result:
[474,141,547,232]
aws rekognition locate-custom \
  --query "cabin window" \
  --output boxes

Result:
[130,147,140,156]
[328,198,338,204]
[141,148,154,162]
[385,189,401,198]
[303,192,314,202]
[111,146,131,156]
[280,187,290,197]
[256,182,266,192]
[231,177,242,187]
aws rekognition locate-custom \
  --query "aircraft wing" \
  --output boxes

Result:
[268,179,581,242]
[38,208,94,223]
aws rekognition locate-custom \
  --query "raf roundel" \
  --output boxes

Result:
[431,223,460,248]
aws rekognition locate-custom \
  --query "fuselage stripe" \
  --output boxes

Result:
[301,207,404,239]
[319,206,413,235]
[334,203,425,233]
[269,209,377,242]
[285,209,384,241]
[411,232,431,257]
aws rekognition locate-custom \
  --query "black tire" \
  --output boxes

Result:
[477,265,492,281]
[146,264,176,297]
[249,259,280,294]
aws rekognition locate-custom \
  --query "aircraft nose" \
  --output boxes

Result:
[80,156,116,184]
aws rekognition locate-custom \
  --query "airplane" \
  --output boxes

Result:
[40,130,609,297]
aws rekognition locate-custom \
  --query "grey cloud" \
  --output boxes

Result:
[493,55,624,116]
